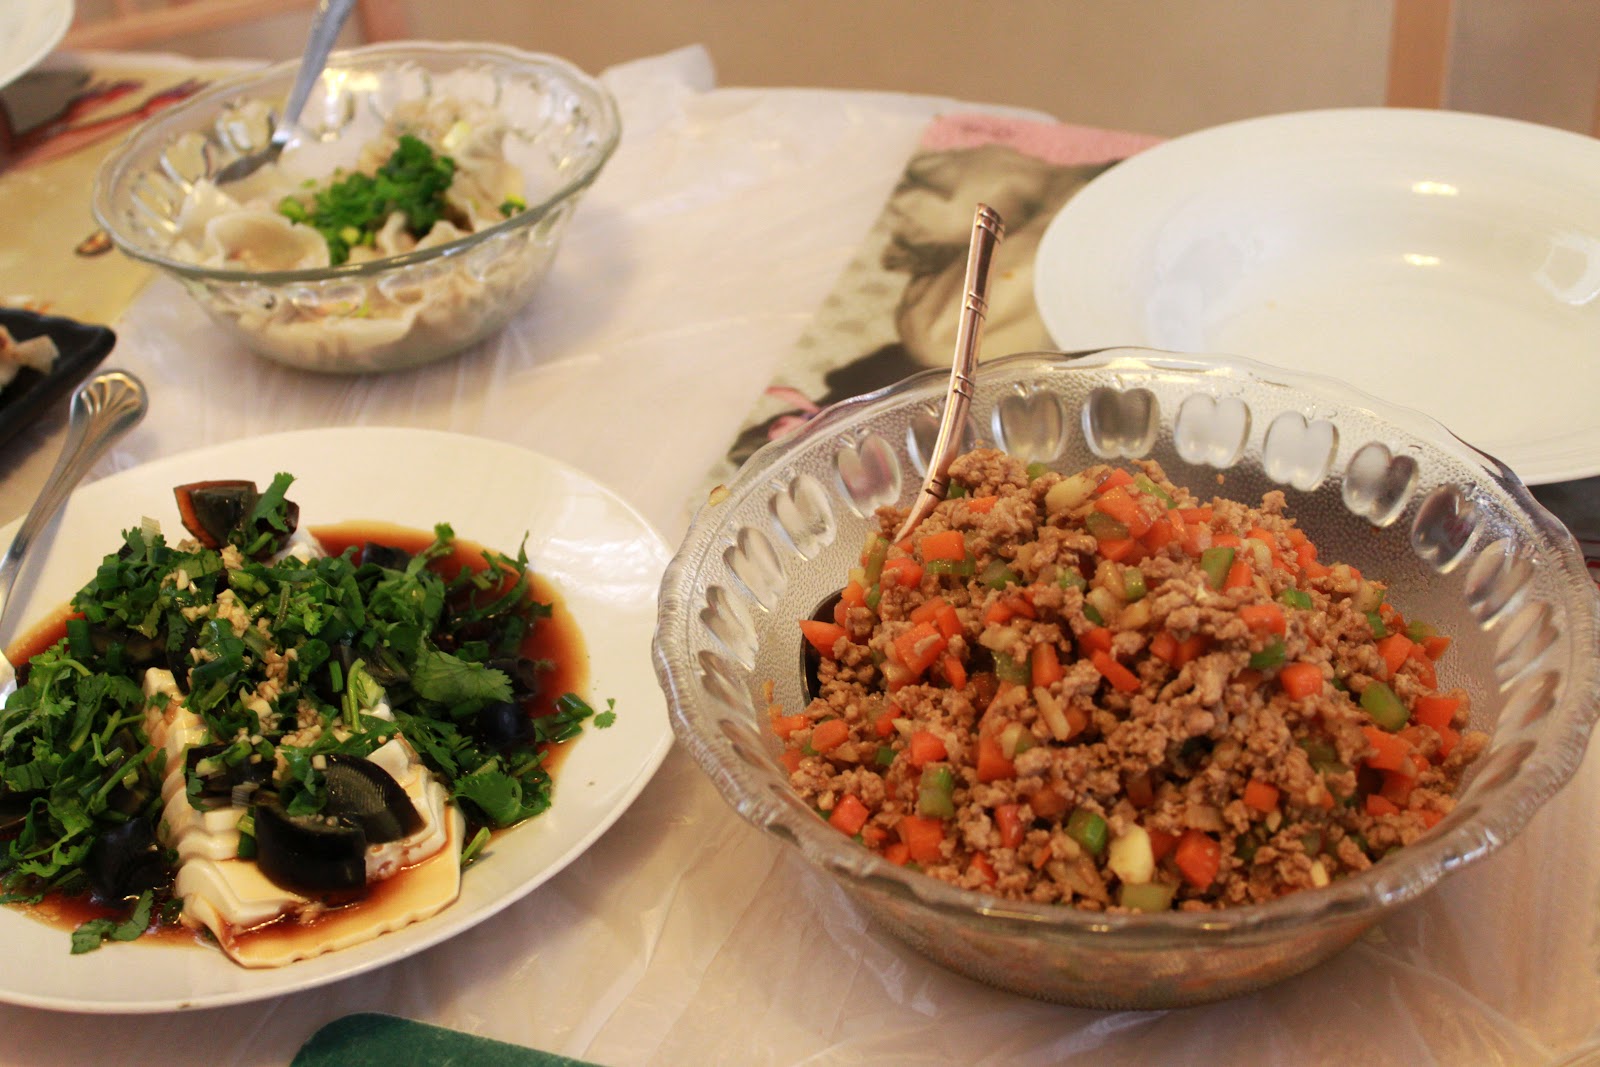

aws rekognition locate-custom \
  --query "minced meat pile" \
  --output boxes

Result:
[778,450,1487,912]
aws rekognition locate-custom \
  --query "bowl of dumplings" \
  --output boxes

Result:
[93,41,620,374]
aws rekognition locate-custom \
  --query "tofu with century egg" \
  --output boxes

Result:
[147,670,463,968]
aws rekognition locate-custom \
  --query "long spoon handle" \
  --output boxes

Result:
[0,370,148,640]
[893,203,1005,543]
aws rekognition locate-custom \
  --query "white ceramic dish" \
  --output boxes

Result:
[0,0,71,89]
[0,427,672,1013]
[1033,108,1600,485]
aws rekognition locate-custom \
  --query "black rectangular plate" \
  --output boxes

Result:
[0,307,116,450]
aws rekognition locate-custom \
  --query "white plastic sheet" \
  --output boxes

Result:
[2,44,1598,1066]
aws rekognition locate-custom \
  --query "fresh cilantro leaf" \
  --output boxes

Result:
[411,649,511,706]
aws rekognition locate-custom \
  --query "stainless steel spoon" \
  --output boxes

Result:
[0,370,148,675]
[212,0,357,185]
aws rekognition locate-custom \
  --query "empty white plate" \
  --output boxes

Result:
[1033,108,1600,484]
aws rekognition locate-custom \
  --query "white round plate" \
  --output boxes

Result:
[0,0,72,89]
[0,427,673,1013]
[1033,108,1600,485]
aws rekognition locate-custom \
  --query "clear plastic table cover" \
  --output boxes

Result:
[2,44,1598,1067]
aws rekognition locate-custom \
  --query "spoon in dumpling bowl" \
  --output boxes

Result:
[0,370,148,700]
[803,203,1004,699]
[212,0,357,185]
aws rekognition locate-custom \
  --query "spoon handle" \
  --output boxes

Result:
[893,203,1005,543]
[0,370,149,639]
[273,0,358,149]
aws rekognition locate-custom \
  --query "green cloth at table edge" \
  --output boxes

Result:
[291,1013,604,1067]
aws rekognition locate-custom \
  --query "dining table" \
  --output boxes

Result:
[2,41,1600,1067]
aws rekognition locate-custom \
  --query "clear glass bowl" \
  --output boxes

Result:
[92,42,619,374]
[653,349,1600,1009]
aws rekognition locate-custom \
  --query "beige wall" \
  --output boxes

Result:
[91,1,1600,138]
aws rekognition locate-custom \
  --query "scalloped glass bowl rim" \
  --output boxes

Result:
[90,40,621,286]
[656,347,1600,943]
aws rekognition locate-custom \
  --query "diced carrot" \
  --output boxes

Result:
[840,579,868,611]
[880,556,924,588]
[969,851,998,886]
[994,803,1025,849]
[941,653,968,690]
[1422,635,1452,660]
[908,729,948,767]
[918,529,967,562]
[1149,630,1180,665]
[1360,725,1413,772]
[1242,779,1281,813]
[1173,634,1209,668]
[884,841,911,865]
[828,794,870,836]
[910,596,961,638]
[771,713,809,739]
[1095,486,1153,538]
[1031,642,1064,688]
[897,814,946,864]
[1434,725,1460,760]
[860,825,889,849]
[800,619,849,658]
[1079,626,1114,656]
[892,621,946,676]
[1092,650,1141,693]
[1419,809,1444,829]
[1026,784,1070,820]
[1096,468,1135,493]
[811,718,849,753]
[1239,602,1286,635]
[1124,771,1155,809]
[1212,532,1243,549]
[1412,694,1460,731]
[1278,661,1324,699]
[1234,668,1264,689]
[966,495,999,514]
[1376,633,1415,679]
[976,734,1015,783]
[1365,794,1401,817]
[1180,507,1213,524]
[1033,843,1053,870]
[1285,528,1309,548]
[780,748,803,774]
[1142,514,1178,553]
[1174,829,1222,889]
[1406,643,1438,690]
[873,702,904,738]
[1380,769,1415,806]
[1223,558,1253,590]
[1148,827,1179,861]
[1097,537,1141,563]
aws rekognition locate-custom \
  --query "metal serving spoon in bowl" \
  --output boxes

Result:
[802,203,1005,699]
[212,0,357,186]
[0,370,148,698]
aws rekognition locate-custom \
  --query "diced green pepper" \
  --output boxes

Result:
[1083,603,1104,626]
[1118,880,1176,912]
[918,765,956,819]
[1406,619,1437,643]
[1065,808,1108,856]
[1085,511,1129,541]
[1365,610,1388,639]
[1058,569,1087,591]
[993,651,1031,685]
[1133,474,1177,508]
[1200,546,1235,590]
[925,555,975,577]
[980,558,1019,590]
[1026,461,1050,481]
[865,584,882,610]
[946,483,967,499]
[1248,639,1286,670]
[1278,588,1314,610]
[875,745,896,768]
[862,536,889,587]
[1122,568,1147,602]
[1360,680,1408,730]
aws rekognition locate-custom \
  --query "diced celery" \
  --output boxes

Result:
[1085,511,1129,541]
[1406,619,1437,643]
[1132,474,1177,508]
[918,766,956,818]
[1365,610,1388,638]
[1083,603,1104,626]
[875,745,896,767]
[1360,680,1408,730]
[925,555,975,577]
[1058,569,1087,590]
[980,558,1019,590]
[993,651,1031,685]
[1200,546,1235,589]
[1026,461,1049,480]
[862,536,889,586]
[1122,568,1147,602]
[947,483,967,498]
[1118,880,1176,912]
[1066,808,1108,856]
